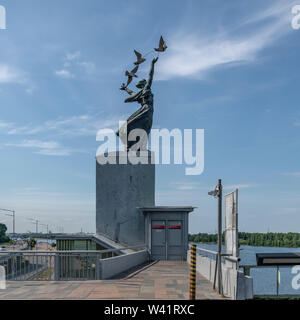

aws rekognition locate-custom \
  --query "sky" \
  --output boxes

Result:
[0,0,300,234]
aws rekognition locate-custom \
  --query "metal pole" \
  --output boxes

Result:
[189,244,197,300]
[213,254,218,290]
[0,208,15,235]
[276,266,280,296]
[13,211,15,235]
[217,179,223,296]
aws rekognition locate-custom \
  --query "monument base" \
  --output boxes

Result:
[96,151,155,246]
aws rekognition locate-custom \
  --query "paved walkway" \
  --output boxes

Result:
[0,261,225,300]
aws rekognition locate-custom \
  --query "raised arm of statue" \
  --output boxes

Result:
[145,57,158,90]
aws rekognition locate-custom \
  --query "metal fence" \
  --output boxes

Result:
[240,264,300,298]
[196,246,240,268]
[0,245,146,281]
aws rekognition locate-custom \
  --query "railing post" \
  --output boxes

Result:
[189,244,197,300]
[11,255,15,280]
[54,253,59,280]
[96,253,100,280]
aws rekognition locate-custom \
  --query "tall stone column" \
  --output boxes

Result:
[96,151,155,246]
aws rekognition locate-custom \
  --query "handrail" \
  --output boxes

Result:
[196,247,218,255]
[224,256,240,263]
[0,244,147,254]
[194,247,240,262]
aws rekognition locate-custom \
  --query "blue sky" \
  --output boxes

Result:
[0,0,300,234]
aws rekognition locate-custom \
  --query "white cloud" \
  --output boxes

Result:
[0,120,13,129]
[5,139,81,156]
[157,2,293,80]
[3,113,123,137]
[171,181,206,191]
[223,184,258,190]
[0,64,25,83]
[170,181,258,192]
[6,140,60,149]
[55,51,95,79]
[54,69,75,79]
[79,61,96,74]
[66,51,81,61]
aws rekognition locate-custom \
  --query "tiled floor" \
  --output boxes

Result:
[0,261,225,300]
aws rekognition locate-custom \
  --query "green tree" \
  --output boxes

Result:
[27,238,37,250]
[0,223,10,243]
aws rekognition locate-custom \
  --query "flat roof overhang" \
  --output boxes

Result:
[139,206,196,213]
[256,252,300,266]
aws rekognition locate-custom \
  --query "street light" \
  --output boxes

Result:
[40,223,49,234]
[27,218,39,233]
[0,208,15,235]
[208,179,223,296]
[40,223,49,245]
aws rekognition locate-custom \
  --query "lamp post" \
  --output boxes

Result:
[0,208,15,235]
[40,223,49,245]
[27,218,39,233]
[208,179,223,296]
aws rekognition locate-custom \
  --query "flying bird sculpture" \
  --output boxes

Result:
[125,65,139,87]
[154,36,167,52]
[134,50,146,65]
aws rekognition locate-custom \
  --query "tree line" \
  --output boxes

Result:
[0,223,10,243]
[189,232,300,248]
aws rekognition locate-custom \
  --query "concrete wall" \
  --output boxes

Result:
[100,250,149,279]
[187,252,253,300]
[96,151,155,246]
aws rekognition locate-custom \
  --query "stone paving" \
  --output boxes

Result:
[0,261,225,300]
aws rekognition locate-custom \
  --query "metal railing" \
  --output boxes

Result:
[240,264,300,298]
[0,244,146,281]
[196,246,240,268]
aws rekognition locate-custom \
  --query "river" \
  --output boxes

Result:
[197,243,300,296]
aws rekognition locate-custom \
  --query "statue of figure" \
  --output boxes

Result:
[117,57,159,151]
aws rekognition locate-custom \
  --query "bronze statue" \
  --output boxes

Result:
[117,57,159,150]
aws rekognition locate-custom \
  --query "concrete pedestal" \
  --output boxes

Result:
[96,151,155,246]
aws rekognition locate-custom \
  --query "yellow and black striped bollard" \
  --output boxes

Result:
[189,244,197,300]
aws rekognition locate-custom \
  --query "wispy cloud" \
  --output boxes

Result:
[171,181,206,191]
[55,69,75,79]
[1,113,123,137]
[294,121,300,127]
[0,64,34,93]
[79,61,96,74]
[170,181,258,191]
[282,172,300,177]
[0,120,14,129]
[157,1,294,80]
[223,184,259,190]
[55,51,96,79]
[5,139,82,156]
[66,51,81,61]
